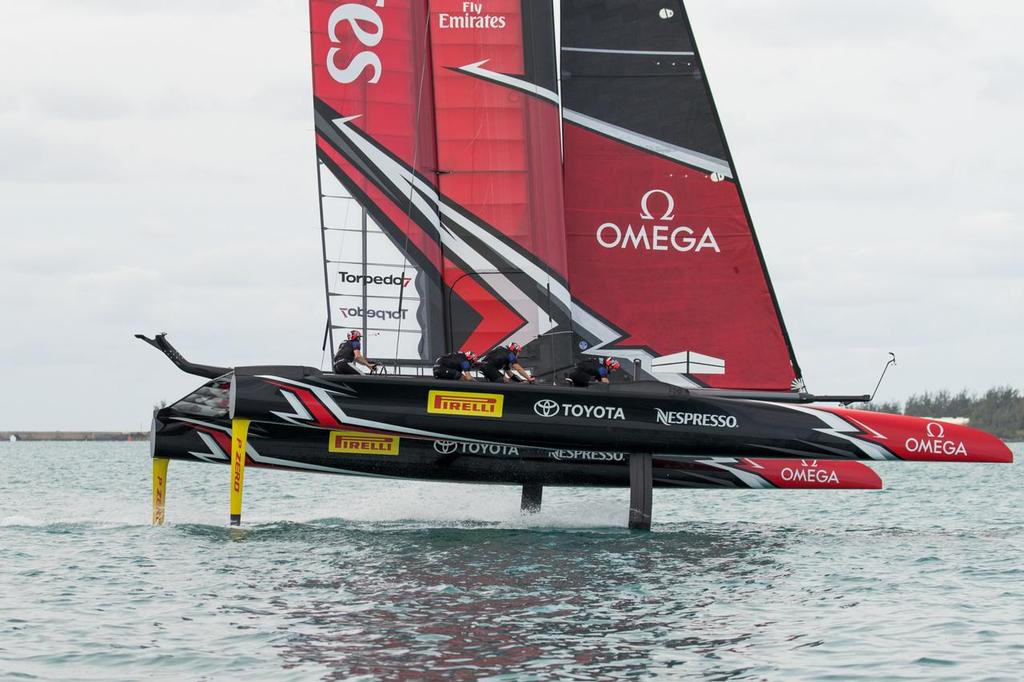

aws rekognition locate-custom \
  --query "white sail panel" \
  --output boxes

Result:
[320,164,426,361]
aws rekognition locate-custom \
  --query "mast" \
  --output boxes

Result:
[309,13,335,358]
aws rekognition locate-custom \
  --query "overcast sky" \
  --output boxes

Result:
[0,0,1021,430]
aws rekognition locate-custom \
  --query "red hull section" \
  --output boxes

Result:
[733,458,883,490]
[822,408,1014,464]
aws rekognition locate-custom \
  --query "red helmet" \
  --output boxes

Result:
[463,350,478,363]
[348,330,362,341]
[604,357,621,371]
[507,342,522,355]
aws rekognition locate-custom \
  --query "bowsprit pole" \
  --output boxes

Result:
[229,419,251,526]
[152,457,169,525]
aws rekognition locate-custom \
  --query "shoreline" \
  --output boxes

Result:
[2,432,147,442]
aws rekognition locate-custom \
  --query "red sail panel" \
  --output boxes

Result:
[560,1,801,391]
[310,0,447,360]
[310,0,436,175]
[426,0,569,352]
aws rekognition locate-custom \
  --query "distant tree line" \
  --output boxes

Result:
[857,387,1024,441]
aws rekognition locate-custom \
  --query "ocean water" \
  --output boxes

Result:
[1,442,1022,680]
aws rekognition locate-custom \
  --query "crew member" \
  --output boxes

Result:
[433,350,477,381]
[332,330,377,375]
[568,357,620,388]
[477,342,535,383]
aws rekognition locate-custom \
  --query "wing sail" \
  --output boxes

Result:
[426,0,575,366]
[310,0,444,362]
[560,0,803,391]
[311,1,574,370]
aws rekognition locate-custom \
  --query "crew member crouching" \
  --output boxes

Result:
[568,357,620,388]
[478,342,535,383]
[332,330,378,375]
[433,350,478,381]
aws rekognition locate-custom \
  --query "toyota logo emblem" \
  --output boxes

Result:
[926,422,945,439]
[534,400,560,418]
[433,440,459,454]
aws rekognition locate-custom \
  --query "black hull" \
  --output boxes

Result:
[153,411,881,490]
[219,367,1010,464]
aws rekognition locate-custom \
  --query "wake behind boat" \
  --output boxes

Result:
[141,1,1011,530]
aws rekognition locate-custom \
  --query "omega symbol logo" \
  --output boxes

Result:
[534,400,560,418]
[433,440,459,454]
[639,189,675,221]
[926,422,945,439]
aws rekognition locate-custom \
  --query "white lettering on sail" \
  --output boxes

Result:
[327,2,385,85]
[596,189,721,254]
[438,2,508,29]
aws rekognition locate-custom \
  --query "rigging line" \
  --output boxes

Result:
[330,197,355,300]
[314,159,334,367]
[547,5,576,349]
[392,9,433,366]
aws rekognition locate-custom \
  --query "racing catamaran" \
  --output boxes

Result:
[141,0,1011,530]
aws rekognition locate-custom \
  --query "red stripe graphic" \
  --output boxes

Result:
[266,380,344,429]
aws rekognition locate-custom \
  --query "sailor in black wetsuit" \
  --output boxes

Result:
[332,330,377,375]
[568,357,620,388]
[477,343,535,383]
[433,351,478,381]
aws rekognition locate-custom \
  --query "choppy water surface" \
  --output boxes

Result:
[1,442,1022,680]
